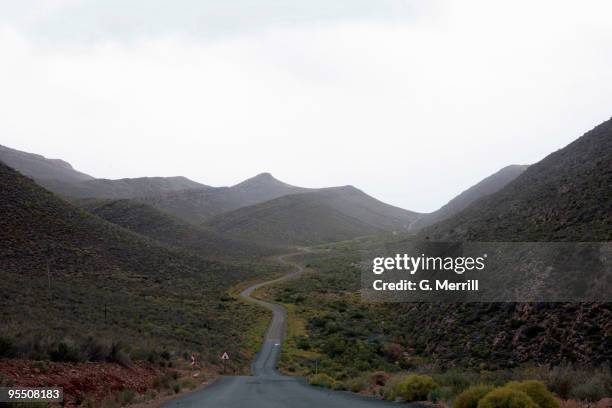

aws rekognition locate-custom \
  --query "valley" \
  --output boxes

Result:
[0,117,610,407]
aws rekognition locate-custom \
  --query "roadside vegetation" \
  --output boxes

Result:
[257,244,611,406]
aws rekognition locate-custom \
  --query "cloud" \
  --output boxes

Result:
[0,0,611,212]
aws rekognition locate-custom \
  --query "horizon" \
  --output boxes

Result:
[1,1,612,212]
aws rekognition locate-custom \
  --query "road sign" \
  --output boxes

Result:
[220,352,230,360]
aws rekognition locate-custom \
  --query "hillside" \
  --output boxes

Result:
[0,162,272,367]
[0,144,93,184]
[138,173,311,224]
[77,198,279,258]
[423,117,612,241]
[262,118,612,378]
[47,175,210,199]
[410,164,528,230]
[205,186,420,245]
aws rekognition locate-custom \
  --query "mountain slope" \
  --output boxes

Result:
[423,117,612,241]
[49,176,210,199]
[0,162,270,364]
[77,198,279,258]
[205,186,420,245]
[0,144,94,184]
[138,173,311,224]
[410,164,528,230]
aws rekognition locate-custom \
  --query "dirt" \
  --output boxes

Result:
[0,358,167,406]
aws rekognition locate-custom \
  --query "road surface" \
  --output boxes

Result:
[163,254,400,408]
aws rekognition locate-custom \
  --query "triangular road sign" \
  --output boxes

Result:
[220,351,230,360]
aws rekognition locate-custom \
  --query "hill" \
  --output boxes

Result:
[77,198,279,258]
[49,176,210,199]
[423,117,612,241]
[205,186,420,245]
[0,144,94,184]
[0,162,272,367]
[410,164,528,230]
[137,173,311,224]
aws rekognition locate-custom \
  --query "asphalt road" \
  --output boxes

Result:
[163,254,401,408]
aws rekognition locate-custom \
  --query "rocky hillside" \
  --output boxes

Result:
[423,117,612,241]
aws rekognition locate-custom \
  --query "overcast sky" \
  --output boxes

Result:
[1,0,611,212]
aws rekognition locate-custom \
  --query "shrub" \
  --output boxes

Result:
[309,373,336,388]
[49,341,82,363]
[435,369,480,393]
[505,381,559,408]
[478,388,538,408]
[346,375,370,393]
[569,378,609,402]
[454,385,496,408]
[396,374,439,402]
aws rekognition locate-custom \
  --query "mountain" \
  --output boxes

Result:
[137,173,311,224]
[0,144,94,184]
[47,176,210,199]
[409,164,528,230]
[0,144,211,200]
[0,162,269,364]
[77,198,279,258]
[205,186,420,245]
[423,117,612,241]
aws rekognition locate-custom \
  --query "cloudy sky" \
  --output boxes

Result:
[1,0,611,212]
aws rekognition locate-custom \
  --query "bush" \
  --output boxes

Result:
[478,388,538,408]
[505,381,559,408]
[395,374,439,402]
[454,385,496,408]
[309,373,336,388]
[49,341,82,363]
[569,378,609,402]
[346,375,370,393]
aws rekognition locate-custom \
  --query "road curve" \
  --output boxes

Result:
[162,254,400,408]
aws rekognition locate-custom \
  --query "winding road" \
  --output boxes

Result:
[163,254,398,408]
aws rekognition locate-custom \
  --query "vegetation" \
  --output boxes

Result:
[77,198,280,260]
[205,186,419,246]
[0,162,277,371]
[477,388,538,408]
[505,381,559,408]
[454,385,496,408]
[423,117,612,241]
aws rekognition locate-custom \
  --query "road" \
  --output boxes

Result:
[163,254,400,408]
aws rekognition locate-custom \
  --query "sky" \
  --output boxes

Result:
[1,0,611,212]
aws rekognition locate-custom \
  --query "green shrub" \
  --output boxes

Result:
[454,385,495,408]
[477,388,538,408]
[396,374,439,402]
[569,377,609,402]
[435,369,479,393]
[505,381,559,408]
[346,375,370,393]
[309,373,336,388]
